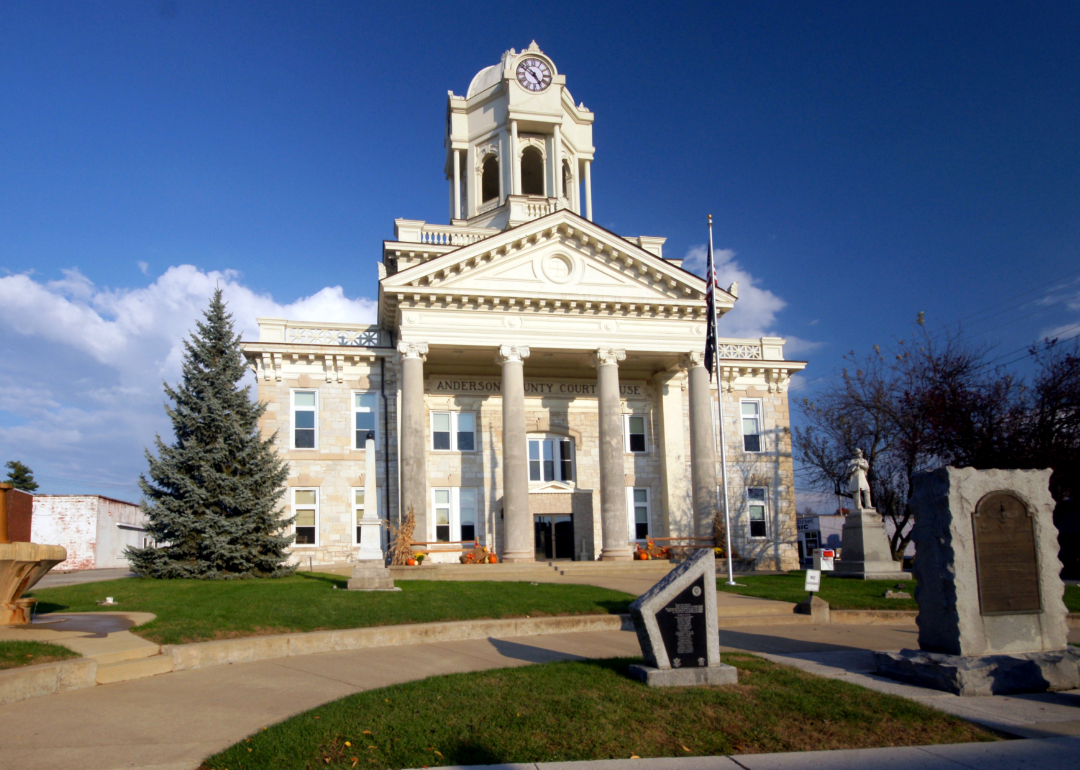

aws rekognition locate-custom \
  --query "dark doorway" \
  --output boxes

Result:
[534,515,574,560]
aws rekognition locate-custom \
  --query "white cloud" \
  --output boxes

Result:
[0,265,376,499]
[683,244,818,356]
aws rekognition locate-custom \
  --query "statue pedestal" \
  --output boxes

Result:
[833,510,908,580]
[347,560,399,591]
[355,517,384,563]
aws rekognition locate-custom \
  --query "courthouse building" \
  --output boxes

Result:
[241,43,806,569]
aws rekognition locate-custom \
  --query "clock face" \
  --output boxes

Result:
[516,58,552,92]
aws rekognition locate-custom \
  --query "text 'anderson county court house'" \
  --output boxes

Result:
[240,43,807,569]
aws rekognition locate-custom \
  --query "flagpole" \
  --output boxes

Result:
[708,215,737,586]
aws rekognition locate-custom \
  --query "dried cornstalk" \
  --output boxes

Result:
[713,509,740,559]
[388,507,417,566]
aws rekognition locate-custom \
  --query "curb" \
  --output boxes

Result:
[830,609,918,625]
[0,613,633,705]
[164,613,634,671]
[0,658,97,706]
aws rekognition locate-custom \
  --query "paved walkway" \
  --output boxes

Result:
[3,620,1080,770]
[429,738,1080,769]
[34,567,135,588]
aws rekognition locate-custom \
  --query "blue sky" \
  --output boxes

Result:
[2,2,1078,501]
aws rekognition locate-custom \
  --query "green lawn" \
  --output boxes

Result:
[0,640,80,671]
[718,573,1080,612]
[717,573,919,610]
[27,574,635,646]
[201,655,995,770]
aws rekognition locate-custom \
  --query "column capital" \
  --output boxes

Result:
[681,350,706,369]
[590,348,626,368]
[496,344,531,365]
[397,341,429,361]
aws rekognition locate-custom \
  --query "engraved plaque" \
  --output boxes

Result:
[973,492,1041,615]
[655,575,708,668]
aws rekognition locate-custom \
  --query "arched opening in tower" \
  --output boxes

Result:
[521,147,545,197]
[481,156,500,203]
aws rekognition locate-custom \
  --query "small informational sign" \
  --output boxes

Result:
[814,549,835,571]
[805,569,822,593]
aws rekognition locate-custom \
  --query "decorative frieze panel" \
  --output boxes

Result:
[717,343,762,360]
[286,327,387,347]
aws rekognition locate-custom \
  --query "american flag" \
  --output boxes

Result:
[703,215,720,381]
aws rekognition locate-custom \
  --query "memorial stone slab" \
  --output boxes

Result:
[876,467,1080,695]
[629,548,737,687]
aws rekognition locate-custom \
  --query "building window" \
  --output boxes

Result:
[293,489,318,546]
[431,488,478,543]
[353,392,378,448]
[292,391,317,449]
[460,488,477,542]
[481,155,499,203]
[624,414,647,453]
[741,400,762,453]
[528,436,574,483]
[627,487,650,542]
[747,487,768,539]
[431,412,476,451]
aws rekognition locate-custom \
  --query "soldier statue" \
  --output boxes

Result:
[847,448,873,511]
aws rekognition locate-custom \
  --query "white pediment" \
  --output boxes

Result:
[382,210,726,308]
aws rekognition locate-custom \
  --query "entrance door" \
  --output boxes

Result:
[534,515,574,560]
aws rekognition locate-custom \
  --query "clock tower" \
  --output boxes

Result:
[445,42,596,230]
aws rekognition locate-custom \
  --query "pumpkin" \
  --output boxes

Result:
[406,558,417,566]
[488,554,498,564]
[641,552,650,560]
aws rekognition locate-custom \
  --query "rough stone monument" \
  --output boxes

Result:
[1,483,67,625]
[876,467,1080,695]
[834,449,907,580]
[629,548,737,687]
[347,435,399,591]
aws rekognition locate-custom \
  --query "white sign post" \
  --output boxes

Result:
[804,568,821,594]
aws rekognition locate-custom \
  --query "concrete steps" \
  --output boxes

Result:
[390,560,676,581]
[95,654,174,684]
[88,638,161,666]
[715,600,811,628]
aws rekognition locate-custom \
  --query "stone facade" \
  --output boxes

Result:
[240,44,806,570]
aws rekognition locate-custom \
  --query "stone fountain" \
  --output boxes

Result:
[0,483,67,625]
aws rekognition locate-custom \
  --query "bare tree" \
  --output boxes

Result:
[794,325,992,561]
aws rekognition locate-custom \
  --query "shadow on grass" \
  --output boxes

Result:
[294,572,348,588]
[32,602,70,615]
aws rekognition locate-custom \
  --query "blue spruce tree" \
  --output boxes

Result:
[126,289,294,578]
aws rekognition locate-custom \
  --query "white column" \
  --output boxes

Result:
[452,149,461,220]
[398,341,428,540]
[497,344,532,562]
[584,159,593,221]
[686,351,718,540]
[510,120,520,196]
[553,124,563,200]
[593,347,632,561]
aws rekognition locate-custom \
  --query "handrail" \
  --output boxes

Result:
[410,540,480,546]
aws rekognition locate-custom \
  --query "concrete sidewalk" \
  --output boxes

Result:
[421,738,1080,770]
[34,567,135,588]
[1,620,1079,770]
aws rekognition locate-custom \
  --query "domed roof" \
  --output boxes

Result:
[466,63,502,98]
